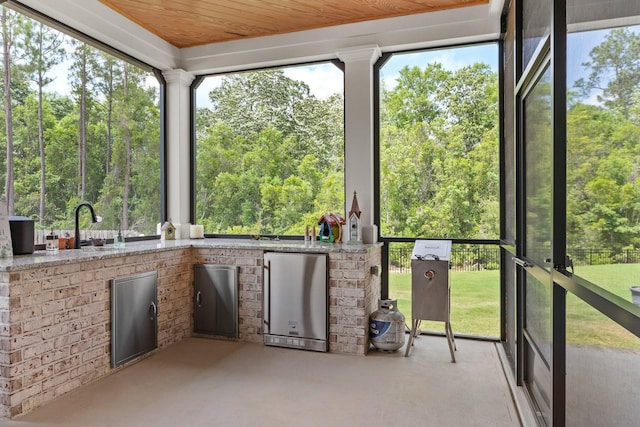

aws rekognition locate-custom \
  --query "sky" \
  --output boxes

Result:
[381,43,499,87]
[43,26,640,110]
[195,43,500,109]
[195,63,343,108]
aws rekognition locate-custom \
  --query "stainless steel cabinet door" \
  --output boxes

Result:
[194,265,238,337]
[111,271,157,367]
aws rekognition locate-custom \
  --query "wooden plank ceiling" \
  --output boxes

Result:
[99,0,488,48]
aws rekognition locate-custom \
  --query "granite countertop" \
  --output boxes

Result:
[0,238,382,271]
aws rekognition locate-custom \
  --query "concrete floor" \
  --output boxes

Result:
[2,336,521,427]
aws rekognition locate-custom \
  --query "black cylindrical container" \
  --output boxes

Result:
[9,216,34,255]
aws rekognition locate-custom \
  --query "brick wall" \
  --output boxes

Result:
[328,248,381,355]
[0,244,381,418]
[0,249,193,418]
[192,248,263,343]
[193,247,381,354]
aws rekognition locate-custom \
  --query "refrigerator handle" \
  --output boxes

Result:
[264,260,271,333]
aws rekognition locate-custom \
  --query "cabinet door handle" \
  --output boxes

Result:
[264,260,271,332]
[196,291,202,307]
[149,301,157,320]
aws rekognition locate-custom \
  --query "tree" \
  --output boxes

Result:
[93,52,121,175]
[0,7,160,236]
[567,28,640,251]
[68,40,97,200]
[95,61,160,234]
[575,28,640,119]
[20,20,65,225]
[197,68,345,235]
[1,8,21,215]
[380,60,499,239]
[208,69,312,138]
[439,63,498,151]
[382,63,449,130]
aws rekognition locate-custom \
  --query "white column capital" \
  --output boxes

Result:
[162,69,196,86]
[337,45,382,64]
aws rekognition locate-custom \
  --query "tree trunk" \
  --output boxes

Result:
[122,63,130,231]
[38,41,46,226]
[106,64,113,175]
[78,47,87,200]
[2,9,14,215]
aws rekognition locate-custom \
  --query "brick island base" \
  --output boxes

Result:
[0,242,381,418]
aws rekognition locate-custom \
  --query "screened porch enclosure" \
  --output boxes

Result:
[0,0,639,425]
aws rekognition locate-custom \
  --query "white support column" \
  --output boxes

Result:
[162,69,195,239]
[337,45,382,243]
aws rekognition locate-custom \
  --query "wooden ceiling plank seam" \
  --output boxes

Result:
[236,0,358,24]
[169,0,274,21]
[266,0,380,21]
[177,0,300,21]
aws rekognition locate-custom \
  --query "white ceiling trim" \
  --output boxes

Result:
[15,0,502,74]
[181,3,501,75]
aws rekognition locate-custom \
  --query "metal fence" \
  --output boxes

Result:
[568,248,640,266]
[388,245,500,273]
[388,246,640,273]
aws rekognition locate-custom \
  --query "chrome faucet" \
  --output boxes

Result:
[74,202,100,249]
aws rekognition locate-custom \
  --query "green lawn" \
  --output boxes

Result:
[388,270,500,338]
[388,263,640,349]
[565,264,640,349]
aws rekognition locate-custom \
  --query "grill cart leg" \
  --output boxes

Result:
[445,321,456,363]
[404,319,421,357]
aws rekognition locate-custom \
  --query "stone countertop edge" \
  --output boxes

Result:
[0,238,384,272]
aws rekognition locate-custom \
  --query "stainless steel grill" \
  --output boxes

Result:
[404,240,456,362]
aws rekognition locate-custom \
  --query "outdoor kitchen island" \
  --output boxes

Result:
[0,238,382,418]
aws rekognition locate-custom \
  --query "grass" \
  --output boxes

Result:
[389,270,500,338]
[388,263,640,349]
[565,264,640,349]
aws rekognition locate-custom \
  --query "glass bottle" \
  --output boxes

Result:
[46,229,59,253]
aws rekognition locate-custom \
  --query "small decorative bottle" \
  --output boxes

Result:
[46,229,59,253]
[114,228,125,248]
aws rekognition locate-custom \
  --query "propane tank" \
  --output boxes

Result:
[369,299,405,352]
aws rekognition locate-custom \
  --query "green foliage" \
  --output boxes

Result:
[0,9,160,235]
[564,28,640,253]
[196,68,345,235]
[575,28,640,118]
[380,60,500,239]
[197,55,503,239]
[383,63,449,129]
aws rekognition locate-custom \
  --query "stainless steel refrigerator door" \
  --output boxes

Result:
[263,252,328,351]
